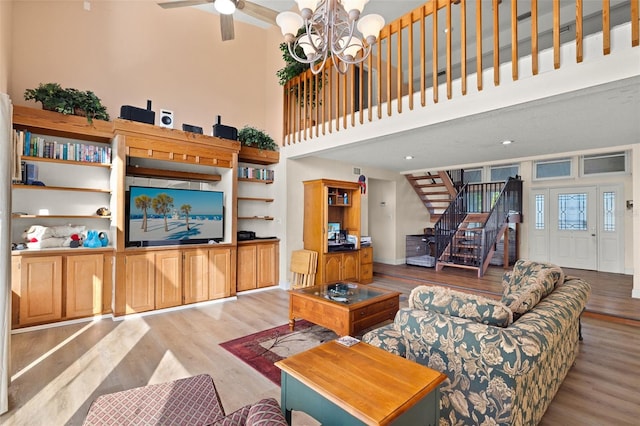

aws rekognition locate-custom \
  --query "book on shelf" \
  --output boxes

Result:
[237,166,274,181]
[13,129,112,164]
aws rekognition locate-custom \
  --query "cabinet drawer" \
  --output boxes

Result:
[360,247,373,264]
[351,297,398,322]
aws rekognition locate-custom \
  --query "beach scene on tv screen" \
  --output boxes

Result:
[129,187,223,242]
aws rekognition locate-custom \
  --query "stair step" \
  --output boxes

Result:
[420,191,451,196]
[407,174,440,181]
[415,183,447,188]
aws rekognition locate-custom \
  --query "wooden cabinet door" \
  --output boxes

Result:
[184,249,209,304]
[125,253,155,314]
[257,242,279,288]
[342,252,359,282]
[237,245,257,291]
[18,256,63,326]
[103,253,114,314]
[155,250,182,309]
[66,253,104,319]
[324,254,342,284]
[209,248,232,299]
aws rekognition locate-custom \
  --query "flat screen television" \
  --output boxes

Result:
[126,186,224,247]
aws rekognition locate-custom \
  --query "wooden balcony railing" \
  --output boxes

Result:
[282,0,639,145]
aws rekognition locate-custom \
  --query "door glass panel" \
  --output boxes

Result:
[535,194,545,230]
[558,193,587,230]
[603,192,615,232]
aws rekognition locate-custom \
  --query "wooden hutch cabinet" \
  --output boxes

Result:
[303,179,366,285]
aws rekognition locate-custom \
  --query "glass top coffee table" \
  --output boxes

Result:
[288,283,400,337]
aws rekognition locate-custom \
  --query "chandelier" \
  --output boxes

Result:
[276,0,385,75]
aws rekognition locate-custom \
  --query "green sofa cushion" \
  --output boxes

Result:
[409,285,513,327]
[502,260,565,315]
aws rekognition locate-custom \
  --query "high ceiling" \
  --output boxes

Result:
[188,0,639,173]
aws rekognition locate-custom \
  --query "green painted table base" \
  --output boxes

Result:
[280,372,440,426]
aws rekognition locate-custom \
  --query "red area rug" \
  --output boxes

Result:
[220,320,336,386]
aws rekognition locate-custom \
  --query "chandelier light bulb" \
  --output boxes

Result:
[299,34,321,60]
[295,0,320,18]
[276,11,304,40]
[341,37,363,59]
[340,0,369,14]
[357,13,385,44]
[214,0,236,15]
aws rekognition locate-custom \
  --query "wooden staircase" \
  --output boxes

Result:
[405,171,457,223]
[436,213,509,277]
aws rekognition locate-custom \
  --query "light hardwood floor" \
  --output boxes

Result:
[2,273,639,425]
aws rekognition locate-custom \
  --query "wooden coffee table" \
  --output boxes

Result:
[275,340,447,425]
[288,283,400,336]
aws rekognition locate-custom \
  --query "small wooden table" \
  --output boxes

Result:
[275,340,447,425]
[288,284,400,336]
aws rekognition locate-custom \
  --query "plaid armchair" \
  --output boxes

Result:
[83,374,287,426]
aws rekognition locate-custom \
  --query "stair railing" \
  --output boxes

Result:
[434,177,523,270]
[478,177,523,270]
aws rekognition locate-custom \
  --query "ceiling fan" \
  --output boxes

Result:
[157,0,279,41]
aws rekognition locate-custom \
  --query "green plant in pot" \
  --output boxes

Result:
[238,126,278,151]
[24,82,70,113]
[24,83,110,124]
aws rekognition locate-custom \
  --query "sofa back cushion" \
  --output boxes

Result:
[502,260,565,315]
[409,286,513,327]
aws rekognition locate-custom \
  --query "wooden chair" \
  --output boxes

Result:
[290,249,318,288]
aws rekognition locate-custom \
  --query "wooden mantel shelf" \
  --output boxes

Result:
[238,146,280,165]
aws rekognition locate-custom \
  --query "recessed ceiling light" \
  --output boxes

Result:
[502,140,514,145]
[405,155,414,160]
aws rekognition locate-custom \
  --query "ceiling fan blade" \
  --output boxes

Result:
[220,14,235,41]
[237,0,278,26]
[158,0,211,9]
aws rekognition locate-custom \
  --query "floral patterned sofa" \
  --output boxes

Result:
[363,260,591,426]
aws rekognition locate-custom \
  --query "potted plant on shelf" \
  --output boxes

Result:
[237,125,279,164]
[24,82,110,124]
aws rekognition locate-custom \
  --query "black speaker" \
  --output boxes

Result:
[182,123,203,134]
[212,115,237,140]
[120,100,155,125]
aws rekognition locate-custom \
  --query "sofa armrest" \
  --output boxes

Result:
[362,323,406,357]
[246,398,287,426]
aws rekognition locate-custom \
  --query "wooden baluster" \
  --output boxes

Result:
[328,66,333,133]
[338,66,348,129]
[532,0,539,74]
[476,0,483,90]
[367,48,373,122]
[493,0,500,86]
[603,0,610,55]
[575,0,583,63]
[446,0,452,99]
[377,39,382,119]
[633,0,639,46]
[511,0,518,81]
[358,59,363,125]
[387,26,392,116]
[420,6,426,106]
[553,0,560,69]
[433,0,439,103]
[322,68,327,135]
[398,20,403,113]
[348,64,354,128]
[461,0,467,95]
[408,13,414,110]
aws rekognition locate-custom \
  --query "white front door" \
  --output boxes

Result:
[529,185,625,273]
[549,187,598,270]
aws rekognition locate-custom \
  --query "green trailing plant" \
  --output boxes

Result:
[238,126,278,151]
[24,82,110,124]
